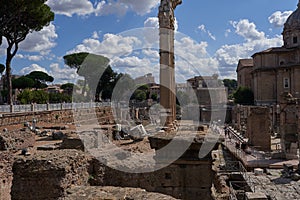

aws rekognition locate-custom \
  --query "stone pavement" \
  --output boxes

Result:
[247,170,300,200]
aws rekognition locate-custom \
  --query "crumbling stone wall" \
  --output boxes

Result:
[246,107,271,151]
[0,152,13,200]
[11,150,92,200]
[0,130,35,151]
[89,158,214,200]
[0,130,35,200]
[10,150,215,200]
[0,106,114,126]
[65,186,179,200]
[91,160,214,200]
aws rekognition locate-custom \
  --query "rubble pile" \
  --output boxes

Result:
[11,149,94,200]
[65,186,178,200]
[59,132,85,151]
[281,164,300,181]
[0,130,35,151]
[0,152,14,200]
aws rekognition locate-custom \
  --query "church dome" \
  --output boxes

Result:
[283,1,300,48]
[285,2,300,28]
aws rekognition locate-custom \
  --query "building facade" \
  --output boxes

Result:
[236,59,253,89]
[187,74,227,105]
[237,1,300,105]
[134,73,155,85]
[236,1,300,158]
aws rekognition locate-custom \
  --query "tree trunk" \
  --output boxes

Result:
[5,42,16,105]
[5,39,19,105]
[5,55,12,105]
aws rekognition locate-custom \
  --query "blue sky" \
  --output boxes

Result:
[0,0,298,83]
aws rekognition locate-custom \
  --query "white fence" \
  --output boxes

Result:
[0,102,112,113]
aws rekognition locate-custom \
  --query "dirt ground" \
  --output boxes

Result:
[0,121,153,155]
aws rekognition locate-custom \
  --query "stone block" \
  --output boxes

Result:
[254,168,264,175]
[245,192,268,200]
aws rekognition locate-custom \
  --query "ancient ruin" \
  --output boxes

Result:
[159,0,182,128]
[2,1,300,200]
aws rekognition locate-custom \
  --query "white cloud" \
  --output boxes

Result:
[119,0,160,15]
[68,33,141,58]
[48,0,159,17]
[19,23,57,54]
[15,54,24,59]
[49,63,80,83]
[16,54,44,61]
[95,1,128,16]
[215,35,283,78]
[225,29,231,37]
[142,48,159,60]
[92,31,100,39]
[19,64,48,75]
[144,17,159,28]
[175,37,208,59]
[46,0,95,17]
[197,24,216,40]
[175,37,219,78]
[67,27,221,81]
[111,56,151,68]
[230,19,265,41]
[268,11,293,27]
[210,18,286,78]
[18,63,79,83]
[144,16,178,31]
[27,55,43,61]
[96,0,160,16]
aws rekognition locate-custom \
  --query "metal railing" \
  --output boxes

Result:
[229,182,238,200]
[229,181,253,200]
[221,161,256,200]
[0,102,113,113]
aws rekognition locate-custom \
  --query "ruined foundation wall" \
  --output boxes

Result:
[0,152,13,200]
[90,159,214,200]
[0,106,114,126]
[10,150,215,200]
[11,150,92,200]
[246,107,271,151]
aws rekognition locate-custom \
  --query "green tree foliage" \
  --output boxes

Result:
[12,76,35,89]
[64,53,110,100]
[96,65,117,101]
[60,83,75,90]
[132,90,147,101]
[63,52,89,96]
[31,90,49,103]
[63,52,89,69]
[17,89,48,104]
[131,84,150,102]
[26,71,54,89]
[0,0,54,104]
[12,71,54,89]
[223,79,237,93]
[64,52,135,102]
[151,93,158,101]
[17,89,33,104]
[233,86,254,105]
[49,93,71,103]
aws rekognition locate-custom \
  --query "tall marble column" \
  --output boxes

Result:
[158,0,182,128]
